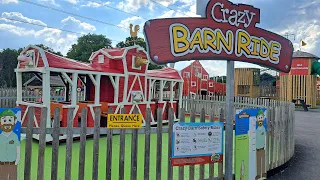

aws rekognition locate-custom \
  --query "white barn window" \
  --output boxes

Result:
[191,81,196,86]
[209,82,213,87]
[98,55,104,63]
[184,72,190,78]
[203,75,208,79]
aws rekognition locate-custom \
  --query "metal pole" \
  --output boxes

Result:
[225,60,234,180]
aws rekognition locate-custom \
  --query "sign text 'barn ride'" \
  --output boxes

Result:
[143,0,294,72]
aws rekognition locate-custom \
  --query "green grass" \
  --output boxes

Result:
[18,117,235,180]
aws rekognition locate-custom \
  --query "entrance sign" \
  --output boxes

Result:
[172,122,224,166]
[235,108,267,180]
[107,114,143,129]
[143,0,293,73]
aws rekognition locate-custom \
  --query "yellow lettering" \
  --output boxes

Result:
[216,30,232,52]
[203,30,216,50]
[260,39,270,58]
[189,30,204,50]
[270,42,280,62]
[172,25,189,53]
[251,37,260,56]
[237,31,251,55]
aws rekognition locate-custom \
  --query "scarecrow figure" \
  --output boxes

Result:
[0,109,20,180]
[255,109,266,180]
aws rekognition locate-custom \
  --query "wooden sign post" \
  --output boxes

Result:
[143,0,294,179]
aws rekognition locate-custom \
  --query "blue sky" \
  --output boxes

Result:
[1,0,320,76]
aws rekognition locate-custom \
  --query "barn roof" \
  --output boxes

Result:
[293,50,320,59]
[147,68,183,80]
[45,51,122,73]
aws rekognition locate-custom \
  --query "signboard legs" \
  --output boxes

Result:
[225,61,235,180]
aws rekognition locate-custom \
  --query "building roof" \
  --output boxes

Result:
[147,67,183,80]
[45,51,122,73]
[293,50,320,59]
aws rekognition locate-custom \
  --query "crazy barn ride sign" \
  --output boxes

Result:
[143,0,293,72]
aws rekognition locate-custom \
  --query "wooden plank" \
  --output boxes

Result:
[209,109,215,180]
[106,108,114,180]
[167,108,174,180]
[78,108,88,180]
[189,107,196,180]
[218,108,224,180]
[24,106,34,180]
[51,108,60,180]
[144,108,151,180]
[65,108,75,180]
[131,107,139,180]
[92,107,101,180]
[199,108,206,180]
[37,108,48,180]
[156,108,163,180]
[179,108,185,180]
[119,108,126,180]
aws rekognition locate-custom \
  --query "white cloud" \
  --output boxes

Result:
[61,16,96,31]
[1,12,47,26]
[117,0,196,13]
[39,0,59,6]
[0,23,36,36]
[81,1,111,8]
[1,0,18,4]
[0,49,3,53]
[65,0,78,4]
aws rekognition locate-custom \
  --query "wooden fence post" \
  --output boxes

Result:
[92,107,101,180]
[78,108,88,180]
[51,108,61,180]
[37,107,48,180]
[106,108,114,180]
[24,106,34,180]
[144,108,151,180]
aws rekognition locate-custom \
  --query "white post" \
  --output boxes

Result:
[114,76,119,104]
[160,80,164,102]
[170,81,174,102]
[148,79,153,102]
[94,75,101,105]
[71,73,78,106]
[16,72,22,104]
[179,82,183,108]
[42,71,51,127]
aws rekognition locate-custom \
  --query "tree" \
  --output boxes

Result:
[0,49,19,87]
[260,72,276,86]
[34,44,63,56]
[116,36,165,70]
[67,34,112,62]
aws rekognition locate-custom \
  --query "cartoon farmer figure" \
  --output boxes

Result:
[255,109,266,180]
[0,109,20,180]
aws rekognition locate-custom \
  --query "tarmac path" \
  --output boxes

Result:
[269,110,320,180]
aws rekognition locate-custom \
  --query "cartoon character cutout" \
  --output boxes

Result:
[0,109,21,180]
[255,109,266,180]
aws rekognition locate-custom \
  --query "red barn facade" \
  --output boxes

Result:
[181,60,226,96]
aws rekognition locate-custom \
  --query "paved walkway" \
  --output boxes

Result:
[270,109,320,179]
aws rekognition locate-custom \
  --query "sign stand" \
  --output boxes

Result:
[196,1,234,179]
[225,61,234,180]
